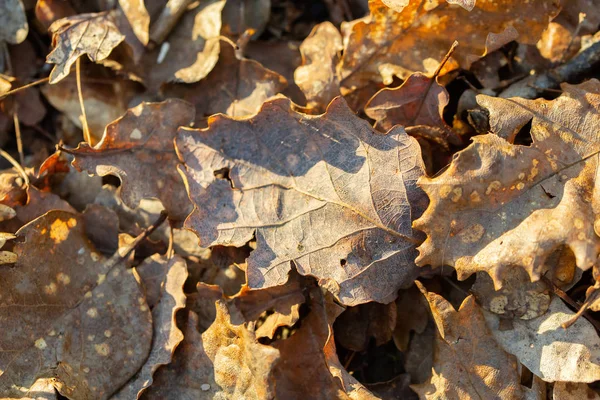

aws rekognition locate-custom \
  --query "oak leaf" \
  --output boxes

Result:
[163,40,287,125]
[0,211,152,399]
[117,0,150,46]
[177,96,427,305]
[340,0,559,93]
[0,0,28,45]
[64,99,195,222]
[485,296,600,382]
[113,255,187,399]
[46,11,125,83]
[413,283,535,399]
[414,80,600,287]
[294,21,343,112]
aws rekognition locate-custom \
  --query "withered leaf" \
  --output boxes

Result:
[365,72,448,132]
[553,382,600,399]
[177,96,427,306]
[334,301,396,352]
[0,211,152,399]
[46,11,126,83]
[484,296,600,383]
[66,99,195,222]
[294,21,343,111]
[0,0,28,45]
[117,0,150,46]
[340,0,559,92]
[113,255,187,399]
[413,283,526,399]
[163,40,287,124]
[145,302,279,399]
[414,80,600,287]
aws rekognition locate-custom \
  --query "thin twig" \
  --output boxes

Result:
[540,276,600,331]
[12,108,24,166]
[121,211,168,265]
[167,224,174,259]
[76,58,91,145]
[0,149,29,188]
[0,77,49,100]
[149,0,195,46]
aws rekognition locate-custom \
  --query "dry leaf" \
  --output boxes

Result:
[163,40,287,124]
[117,0,150,46]
[413,283,528,399]
[0,211,152,399]
[221,0,271,38]
[47,11,125,83]
[177,96,427,305]
[65,99,195,222]
[414,80,600,288]
[340,0,559,92]
[334,301,396,352]
[294,21,343,111]
[113,255,187,399]
[484,296,600,383]
[553,382,600,400]
[0,0,28,45]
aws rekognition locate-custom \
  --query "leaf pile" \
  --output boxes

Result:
[1,0,600,399]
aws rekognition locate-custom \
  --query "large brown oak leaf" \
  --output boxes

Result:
[177,96,427,305]
[414,80,600,288]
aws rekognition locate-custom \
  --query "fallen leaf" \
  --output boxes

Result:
[221,0,271,38]
[294,21,343,111]
[46,11,125,83]
[414,80,600,287]
[113,255,187,399]
[163,39,287,124]
[0,211,152,399]
[553,382,600,399]
[484,296,600,383]
[413,283,528,399]
[117,0,150,46]
[65,99,195,222]
[334,301,396,351]
[177,95,427,305]
[0,0,28,45]
[340,0,559,92]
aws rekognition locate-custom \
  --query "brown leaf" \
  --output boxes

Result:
[144,302,279,399]
[365,72,448,131]
[0,211,153,399]
[340,0,559,92]
[117,0,150,46]
[221,0,271,38]
[113,255,187,399]
[413,283,526,399]
[553,382,600,399]
[294,21,343,111]
[0,0,28,45]
[414,80,600,287]
[177,96,427,305]
[393,284,429,351]
[163,40,287,125]
[65,99,195,222]
[334,301,396,352]
[46,11,126,83]
[484,296,600,382]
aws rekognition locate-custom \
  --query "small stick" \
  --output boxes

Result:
[0,77,49,100]
[540,276,600,331]
[0,149,29,188]
[12,108,25,166]
[121,211,168,265]
[149,0,195,46]
[76,58,92,145]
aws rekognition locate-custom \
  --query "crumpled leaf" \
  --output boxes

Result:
[117,0,150,46]
[413,283,533,400]
[553,382,600,399]
[364,72,452,137]
[484,296,600,383]
[177,95,427,306]
[340,0,559,92]
[163,40,287,125]
[145,302,279,399]
[65,99,195,222]
[113,255,187,399]
[0,210,152,399]
[47,11,126,83]
[294,21,343,111]
[0,0,28,45]
[414,80,600,288]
